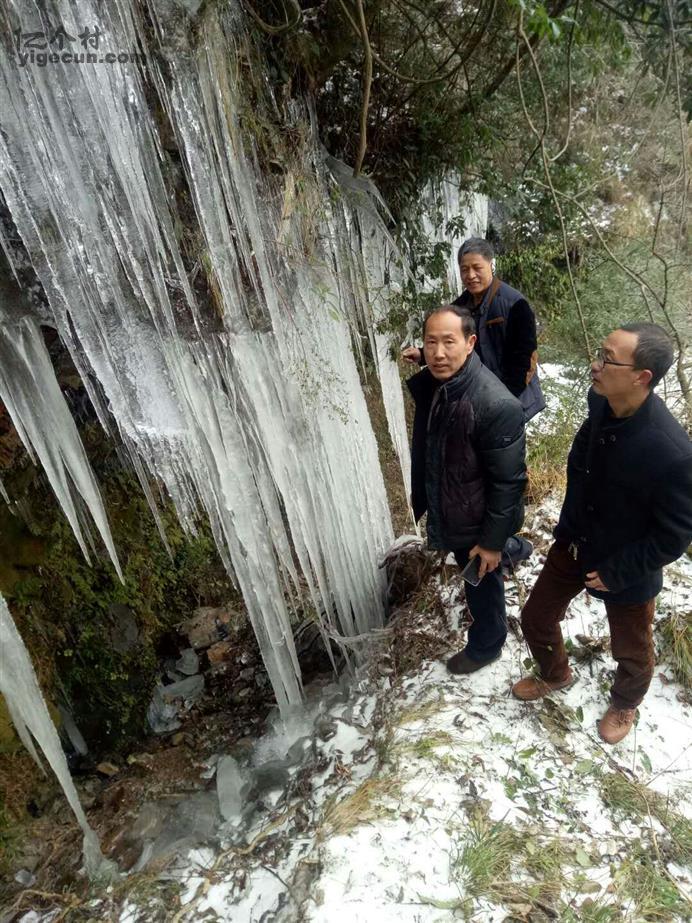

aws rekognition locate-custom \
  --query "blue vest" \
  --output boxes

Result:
[458,279,545,422]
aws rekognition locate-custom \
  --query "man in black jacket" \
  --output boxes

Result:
[512,323,692,744]
[407,305,527,674]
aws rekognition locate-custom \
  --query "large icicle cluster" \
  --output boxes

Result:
[0,0,394,709]
[0,0,487,714]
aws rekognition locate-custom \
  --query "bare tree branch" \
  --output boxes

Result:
[531,177,692,415]
[592,0,688,29]
[516,8,592,359]
[667,0,689,249]
[550,0,579,162]
[339,0,471,87]
[241,0,301,36]
[352,0,373,177]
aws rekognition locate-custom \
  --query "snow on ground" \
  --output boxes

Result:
[107,512,690,922]
[299,545,692,922]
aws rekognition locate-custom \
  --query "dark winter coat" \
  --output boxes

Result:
[453,278,546,421]
[555,388,692,604]
[407,351,527,552]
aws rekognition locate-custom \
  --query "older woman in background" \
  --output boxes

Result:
[403,237,545,421]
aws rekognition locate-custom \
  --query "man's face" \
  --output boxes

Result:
[590,329,642,401]
[423,311,476,381]
[459,252,493,297]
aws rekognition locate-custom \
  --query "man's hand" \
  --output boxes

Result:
[401,346,422,365]
[468,545,502,579]
[585,570,609,592]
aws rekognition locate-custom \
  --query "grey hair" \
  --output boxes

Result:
[457,237,495,264]
[619,322,674,389]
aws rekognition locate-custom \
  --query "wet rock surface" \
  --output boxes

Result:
[106,604,140,654]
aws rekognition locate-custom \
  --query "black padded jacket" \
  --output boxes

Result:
[407,351,528,552]
[555,388,692,603]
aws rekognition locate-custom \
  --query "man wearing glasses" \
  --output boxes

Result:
[511,323,692,744]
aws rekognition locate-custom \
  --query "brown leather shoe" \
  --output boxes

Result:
[511,670,574,701]
[598,705,636,744]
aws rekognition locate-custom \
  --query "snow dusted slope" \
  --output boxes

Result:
[114,529,689,921]
[102,365,690,922]
[142,532,688,920]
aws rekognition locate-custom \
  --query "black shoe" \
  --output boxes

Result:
[502,536,533,577]
[447,650,500,675]
[503,535,533,565]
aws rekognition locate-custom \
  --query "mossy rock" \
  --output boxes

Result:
[3,440,240,756]
[0,507,46,595]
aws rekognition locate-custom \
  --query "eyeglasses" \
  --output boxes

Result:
[592,347,636,369]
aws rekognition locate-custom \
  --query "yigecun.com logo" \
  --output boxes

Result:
[11,24,145,67]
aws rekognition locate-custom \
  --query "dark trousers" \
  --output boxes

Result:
[454,548,508,661]
[521,542,656,709]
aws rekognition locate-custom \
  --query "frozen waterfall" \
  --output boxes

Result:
[0,0,487,715]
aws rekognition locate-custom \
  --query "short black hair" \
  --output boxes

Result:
[423,305,476,339]
[619,322,674,389]
[457,237,494,264]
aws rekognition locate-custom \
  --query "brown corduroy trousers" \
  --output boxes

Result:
[521,542,656,709]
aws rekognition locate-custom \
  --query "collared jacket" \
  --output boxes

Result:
[453,279,546,421]
[555,388,692,603]
[407,351,527,552]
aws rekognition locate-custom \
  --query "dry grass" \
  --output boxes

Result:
[387,582,459,676]
[523,835,572,898]
[455,814,524,902]
[657,610,692,689]
[601,773,692,865]
[405,730,454,758]
[614,848,692,921]
[394,697,444,728]
[525,377,583,505]
[320,776,401,837]
[525,451,568,506]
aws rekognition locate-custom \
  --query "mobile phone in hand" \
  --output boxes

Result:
[461,554,483,586]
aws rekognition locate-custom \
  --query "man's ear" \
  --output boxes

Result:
[636,368,653,388]
[468,334,478,351]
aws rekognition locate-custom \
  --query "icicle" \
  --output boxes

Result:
[421,177,488,293]
[0,312,123,580]
[0,595,117,879]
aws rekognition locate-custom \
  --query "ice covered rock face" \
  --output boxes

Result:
[0,0,486,710]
